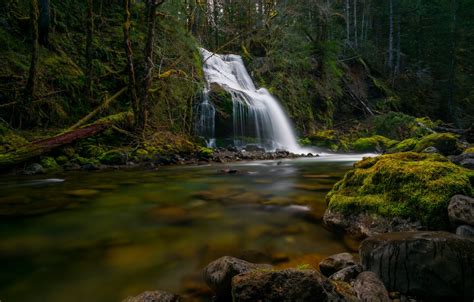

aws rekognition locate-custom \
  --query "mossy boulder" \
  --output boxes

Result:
[39,157,61,172]
[352,135,398,153]
[99,150,128,165]
[463,147,474,154]
[388,138,419,153]
[414,133,461,155]
[372,112,436,140]
[305,130,348,152]
[324,153,473,237]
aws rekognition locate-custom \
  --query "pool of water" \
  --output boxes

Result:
[0,155,367,301]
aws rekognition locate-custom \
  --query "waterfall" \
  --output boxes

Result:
[195,87,216,148]
[197,48,302,153]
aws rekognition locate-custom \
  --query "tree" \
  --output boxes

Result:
[86,0,94,100]
[24,0,40,101]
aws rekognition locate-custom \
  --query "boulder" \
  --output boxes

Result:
[353,272,390,302]
[99,149,127,165]
[329,264,363,283]
[319,252,357,277]
[324,152,473,237]
[456,225,474,238]
[448,195,474,226]
[23,163,44,175]
[360,231,474,299]
[203,256,271,299]
[449,152,474,169]
[231,268,345,302]
[414,133,461,155]
[122,290,179,302]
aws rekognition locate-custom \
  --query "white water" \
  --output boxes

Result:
[197,48,304,153]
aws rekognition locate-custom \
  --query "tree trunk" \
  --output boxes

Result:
[394,1,401,76]
[387,0,394,73]
[346,0,350,45]
[38,0,50,46]
[24,0,40,102]
[353,0,358,48]
[123,0,139,124]
[86,0,94,100]
[447,0,458,122]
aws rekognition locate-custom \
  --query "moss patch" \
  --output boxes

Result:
[414,133,461,155]
[389,138,419,152]
[352,135,398,152]
[326,152,473,229]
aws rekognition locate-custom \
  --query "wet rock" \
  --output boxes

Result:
[23,163,44,175]
[360,231,474,299]
[319,252,357,277]
[329,264,363,283]
[456,224,474,238]
[203,256,271,299]
[353,272,390,302]
[448,194,474,226]
[231,268,345,302]
[122,290,179,302]
[81,163,100,171]
[449,152,474,169]
[244,144,265,152]
[422,146,439,154]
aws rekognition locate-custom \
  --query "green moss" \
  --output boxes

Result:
[99,149,128,165]
[372,112,436,140]
[414,133,460,155]
[0,122,29,154]
[463,147,474,154]
[326,152,473,229]
[389,138,419,152]
[40,157,61,171]
[55,155,69,165]
[72,155,100,166]
[198,147,214,158]
[352,135,398,152]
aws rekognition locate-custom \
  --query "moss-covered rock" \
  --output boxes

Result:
[39,157,61,172]
[463,147,474,154]
[352,135,398,152]
[324,153,473,237]
[414,133,461,155]
[0,122,28,154]
[388,138,419,153]
[372,112,436,141]
[99,149,128,165]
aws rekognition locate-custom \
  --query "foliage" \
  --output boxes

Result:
[326,152,474,229]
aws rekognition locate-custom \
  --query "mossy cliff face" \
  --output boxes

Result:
[324,152,473,237]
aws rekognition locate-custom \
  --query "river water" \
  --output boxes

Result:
[0,155,367,301]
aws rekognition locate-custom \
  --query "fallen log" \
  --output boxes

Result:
[0,112,132,168]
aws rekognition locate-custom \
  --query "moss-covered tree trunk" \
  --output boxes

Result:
[24,0,40,102]
[123,0,139,125]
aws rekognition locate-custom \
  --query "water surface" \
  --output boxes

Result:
[0,155,366,301]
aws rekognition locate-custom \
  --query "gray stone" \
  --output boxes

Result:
[353,272,390,302]
[231,268,345,302]
[329,264,363,282]
[319,252,357,277]
[122,290,179,302]
[456,224,474,238]
[360,231,474,299]
[203,256,271,299]
[448,195,474,226]
[422,146,439,154]
[23,163,44,175]
[449,152,474,169]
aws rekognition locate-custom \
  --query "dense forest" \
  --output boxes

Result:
[1,1,472,142]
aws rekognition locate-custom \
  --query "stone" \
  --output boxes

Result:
[23,163,44,175]
[456,225,474,238]
[122,290,179,302]
[203,256,271,299]
[449,152,474,169]
[319,252,357,277]
[360,231,474,299]
[231,268,345,302]
[329,264,363,283]
[422,146,439,154]
[353,272,390,302]
[448,195,474,226]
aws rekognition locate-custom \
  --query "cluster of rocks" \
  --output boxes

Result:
[211,145,316,163]
[124,229,473,301]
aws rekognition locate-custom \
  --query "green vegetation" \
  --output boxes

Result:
[414,133,461,155]
[352,135,398,152]
[326,153,473,229]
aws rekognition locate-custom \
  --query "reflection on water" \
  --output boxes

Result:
[0,155,366,302]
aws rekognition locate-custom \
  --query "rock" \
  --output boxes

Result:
[40,157,61,171]
[353,272,390,302]
[360,231,474,299]
[203,256,271,299]
[23,163,45,175]
[231,268,345,302]
[324,152,473,237]
[449,152,474,169]
[414,132,461,155]
[244,144,265,152]
[353,135,398,152]
[448,195,474,226]
[99,149,127,165]
[319,252,357,277]
[122,290,179,302]
[329,264,363,283]
[422,146,439,153]
[220,168,239,174]
[456,225,474,238]
[82,163,100,171]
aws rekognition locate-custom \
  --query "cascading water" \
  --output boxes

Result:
[195,87,216,148]
[197,48,303,153]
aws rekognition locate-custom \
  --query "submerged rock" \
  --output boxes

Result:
[360,231,474,299]
[122,290,179,302]
[448,194,474,226]
[231,268,345,302]
[203,256,271,299]
[318,252,357,277]
[353,272,390,302]
[324,152,473,237]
